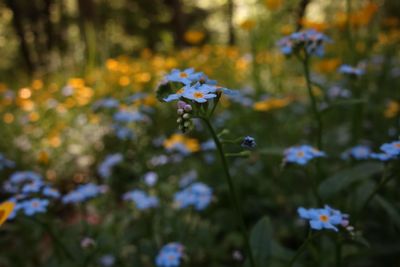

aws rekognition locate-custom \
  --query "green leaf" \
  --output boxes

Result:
[375,195,400,229]
[318,162,383,198]
[249,216,272,267]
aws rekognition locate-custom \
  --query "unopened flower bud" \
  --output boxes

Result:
[177,109,184,115]
[184,105,192,112]
[182,113,191,120]
[177,101,187,109]
[177,118,182,123]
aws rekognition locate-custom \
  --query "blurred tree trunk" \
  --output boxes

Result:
[227,0,235,45]
[77,0,97,67]
[4,0,34,73]
[27,0,45,68]
[296,0,311,31]
[165,0,185,48]
[43,0,54,51]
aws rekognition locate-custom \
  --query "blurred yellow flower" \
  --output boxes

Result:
[38,151,49,164]
[265,0,283,10]
[314,58,341,73]
[240,19,256,31]
[48,135,61,148]
[0,201,15,226]
[135,72,151,83]
[18,87,32,99]
[106,59,119,71]
[17,99,35,111]
[280,24,294,35]
[29,112,40,122]
[0,83,7,93]
[163,134,200,153]
[184,30,205,45]
[253,97,292,111]
[300,19,329,32]
[68,78,85,88]
[3,113,14,123]
[31,79,43,90]
[384,101,400,118]
[119,76,131,86]
[335,3,379,29]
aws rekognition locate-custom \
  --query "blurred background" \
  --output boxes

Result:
[0,0,399,78]
[1,1,400,267]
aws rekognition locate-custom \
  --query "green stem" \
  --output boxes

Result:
[201,117,257,267]
[302,54,323,150]
[225,151,251,158]
[288,231,317,267]
[304,168,322,205]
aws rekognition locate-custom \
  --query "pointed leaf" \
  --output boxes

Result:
[375,195,400,229]
[318,162,383,198]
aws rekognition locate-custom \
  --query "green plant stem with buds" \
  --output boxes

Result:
[200,117,257,267]
[301,53,323,150]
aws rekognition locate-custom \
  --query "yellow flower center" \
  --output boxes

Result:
[319,215,329,222]
[395,143,400,148]
[0,210,4,221]
[179,72,188,78]
[177,88,184,94]
[193,92,204,99]
[297,151,305,157]
[32,201,39,208]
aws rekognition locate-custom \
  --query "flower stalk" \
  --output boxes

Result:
[200,117,257,267]
[302,53,323,150]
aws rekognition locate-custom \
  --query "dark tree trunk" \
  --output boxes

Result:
[43,0,54,51]
[227,0,235,45]
[296,0,311,31]
[165,0,185,48]
[4,0,34,73]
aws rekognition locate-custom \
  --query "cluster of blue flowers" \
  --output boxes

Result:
[112,110,147,140]
[62,183,106,204]
[342,145,372,160]
[123,189,159,210]
[277,29,331,57]
[283,140,399,165]
[370,140,400,161]
[283,145,326,165]
[174,182,213,211]
[92,97,119,111]
[143,171,158,187]
[338,64,365,76]
[92,94,151,140]
[298,205,350,232]
[163,68,236,104]
[98,153,123,179]
[155,242,184,267]
[3,171,60,218]
[0,153,15,170]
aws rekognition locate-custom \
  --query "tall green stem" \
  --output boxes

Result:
[302,54,323,150]
[201,117,257,267]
